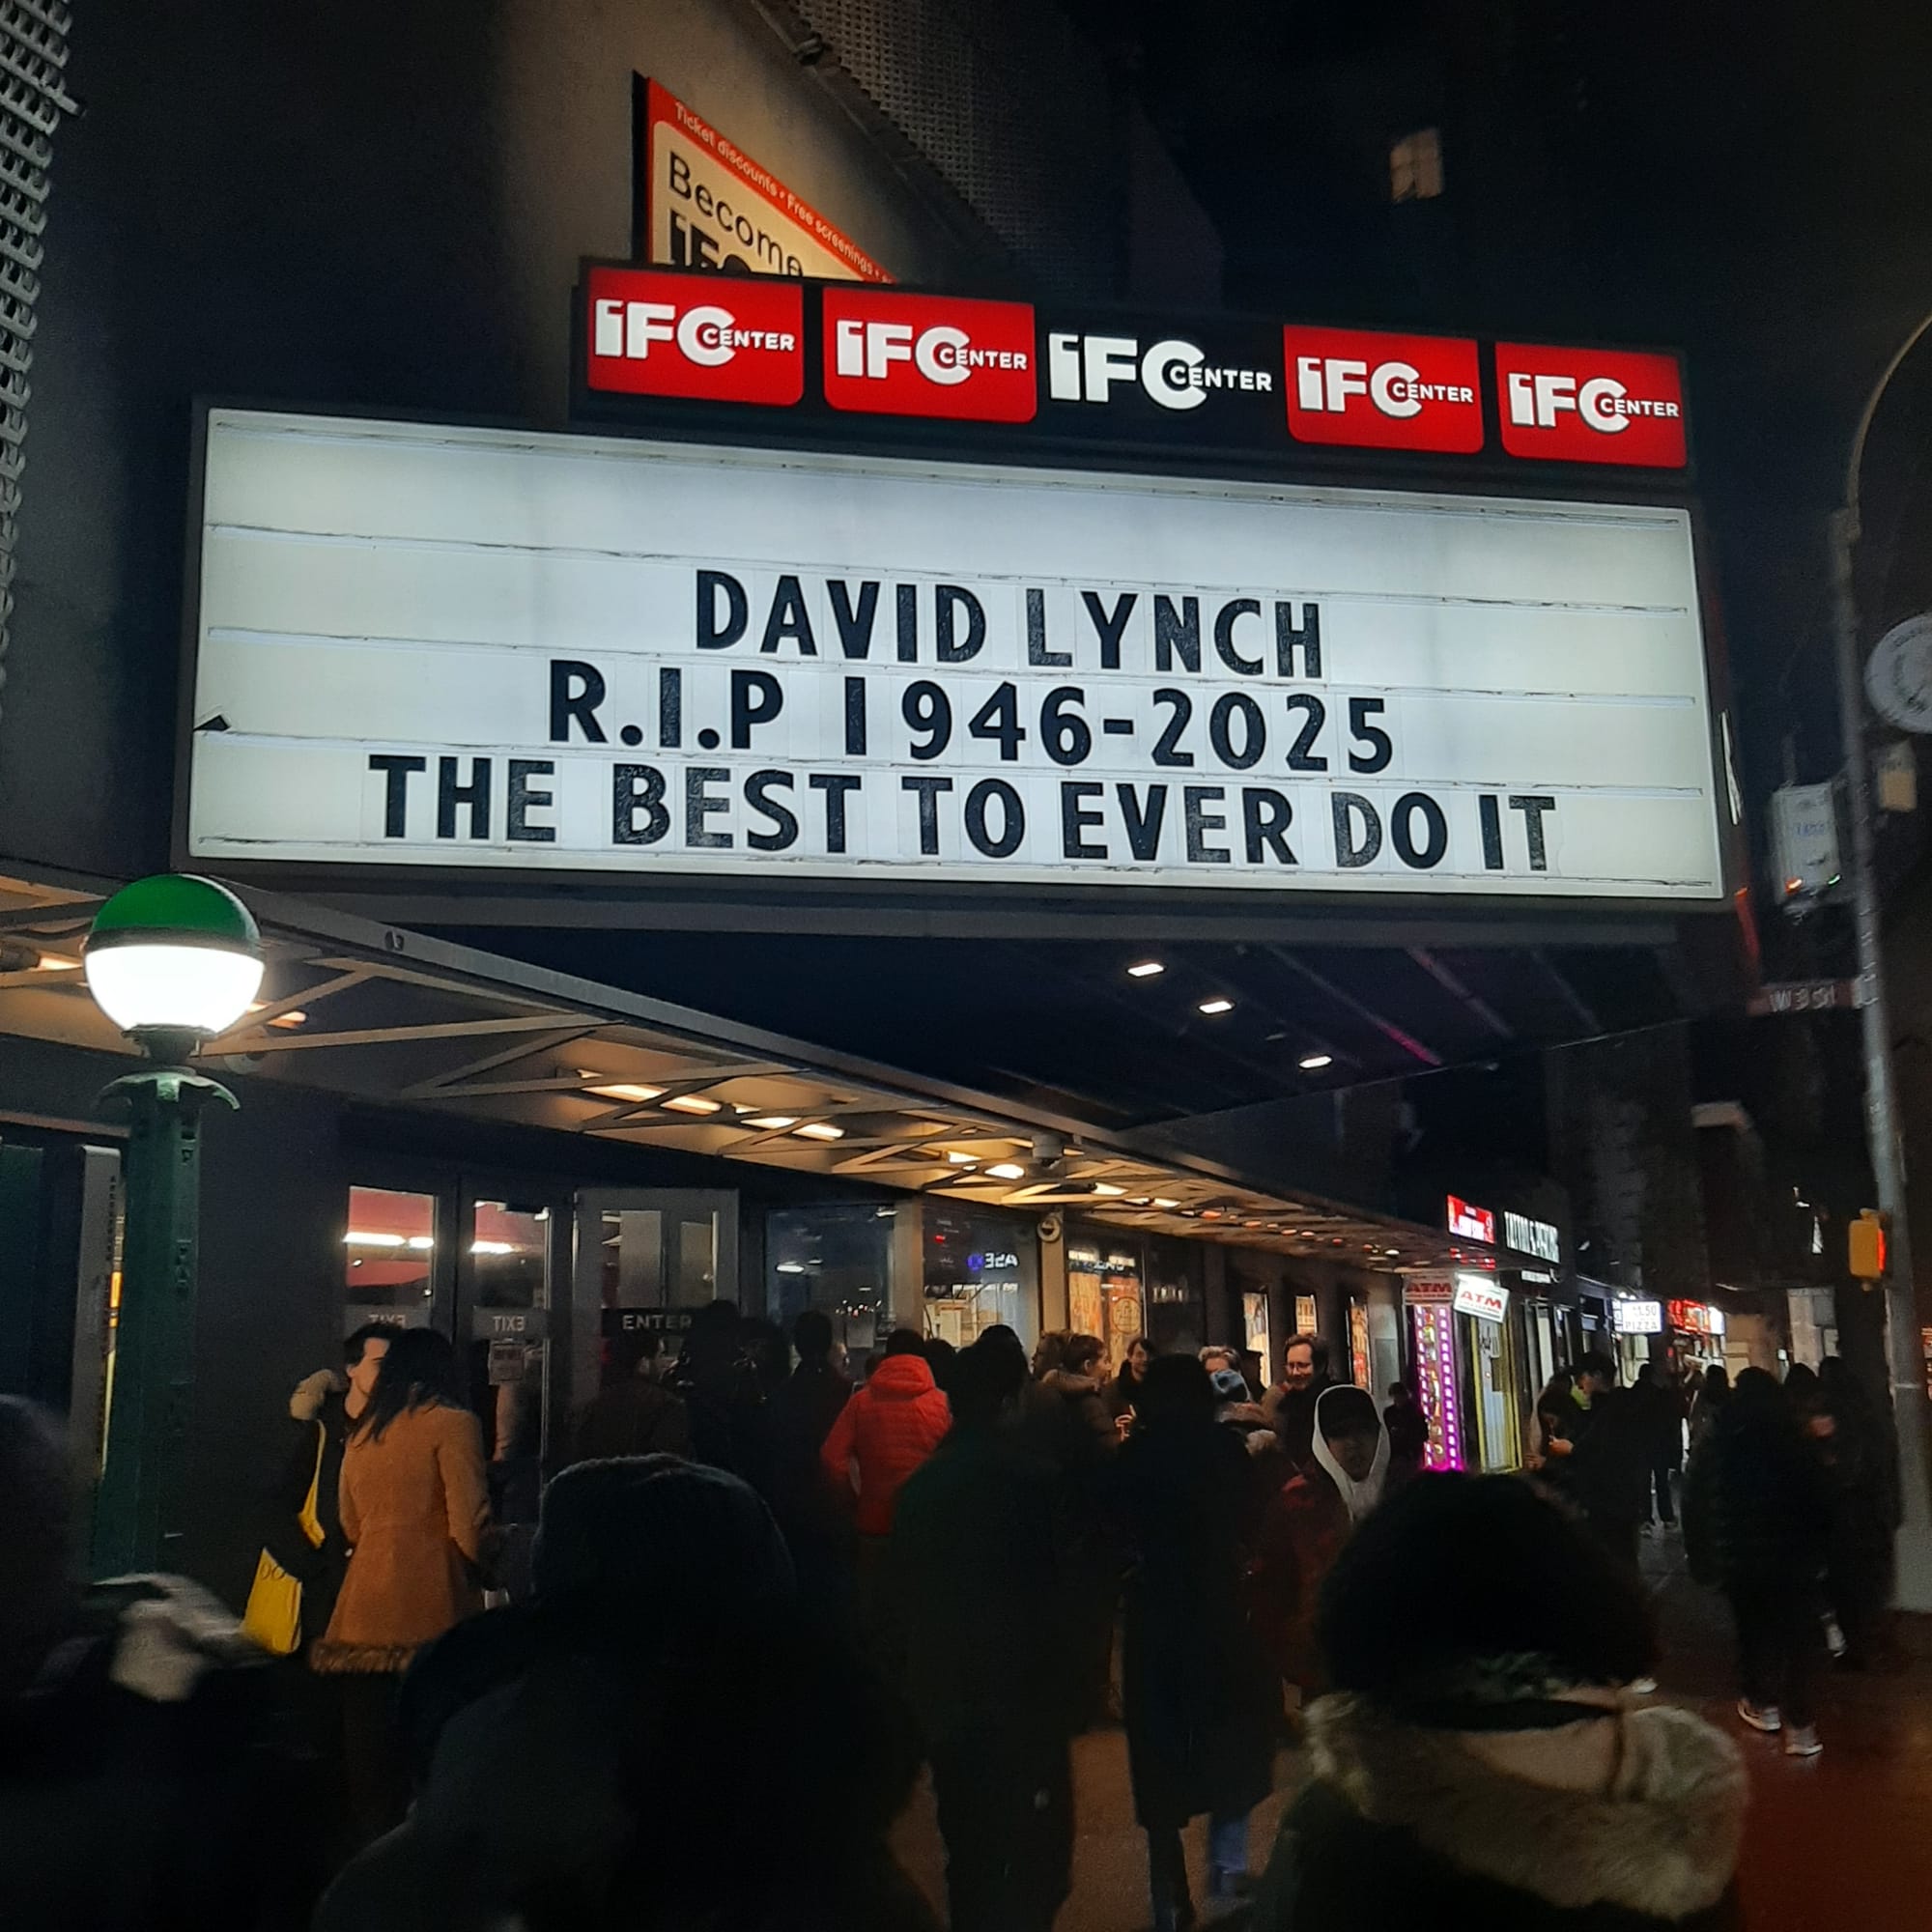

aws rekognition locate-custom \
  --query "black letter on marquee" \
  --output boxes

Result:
[809,773,862,854]
[746,770,798,851]
[1275,602,1321,678]
[730,669,784,749]
[1082,590,1138,670]
[685,767,733,849]
[896,583,920,663]
[437,757,492,840]
[659,668,683,749]
[369,754,426,838]
[1213,598,1264,675]
[1154,595,1201,673]
[696,570,749,649]
[1333,792,1381,868]
[1508,794,1555,871]
[1242,788,1296,865]
[1027,587,1070,668]
[1478,794,1505,869]
[1183,784,1231,865]
[759,575,818,655]
[613,765,669,845]
[1116,782,1169,861]
[507,759,556,843]
[936,585,986,664]
[549,661,607,743]
[1392,791,1449,868]
[901,775,953,855]
[967,779,1025,858]
[1060,781,1106,859]
[829,580,881,659]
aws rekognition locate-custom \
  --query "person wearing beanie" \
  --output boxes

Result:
[1254,1474,1747,1931]
[316,1455,936,1932]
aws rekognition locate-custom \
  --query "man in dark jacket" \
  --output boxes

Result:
[1262,1334,1334,1470]
[894,1339,1079,1932]
[1565,1353,1652,1578]
[571,1328,692,1463]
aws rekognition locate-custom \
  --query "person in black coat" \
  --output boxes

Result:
[1566,1354,1653,1577]
[1683,1367,1832,1753]
[1,1398,319,1932]
[1113,1355,1278,1930]
[1816,1354,1898,1666]
[1255,1473,1747,1932]
[315,1455,936,1932]
[893,1339,1081,1932]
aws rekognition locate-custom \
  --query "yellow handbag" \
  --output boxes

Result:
[241,1421,327,1656]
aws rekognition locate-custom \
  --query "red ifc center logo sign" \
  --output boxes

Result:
[585,266,803,406]
[822,290,1037,423]
[1284,326,1484,454]
[1497,343,1687,468]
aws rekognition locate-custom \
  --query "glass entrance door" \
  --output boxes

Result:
[570,1190,739,1419]
[458,1190,557,1526]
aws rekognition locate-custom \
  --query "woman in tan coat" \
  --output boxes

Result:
[311,1326,489,1840]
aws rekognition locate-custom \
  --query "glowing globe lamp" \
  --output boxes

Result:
[84,874,263,1053]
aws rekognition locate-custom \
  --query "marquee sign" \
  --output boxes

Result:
[574,265,1692,474]
[183,411,1725,902]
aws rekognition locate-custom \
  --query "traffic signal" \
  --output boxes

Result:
[1849,1209,1888,1281]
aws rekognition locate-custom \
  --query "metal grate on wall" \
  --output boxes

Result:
[793,0,1125,298]
[0,0,76,725]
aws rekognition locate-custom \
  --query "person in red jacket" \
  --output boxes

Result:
[821,1329,953,1537]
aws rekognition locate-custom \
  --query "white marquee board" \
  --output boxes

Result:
[185,410,1726,901]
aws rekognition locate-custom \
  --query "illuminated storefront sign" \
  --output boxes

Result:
[1495,343,1687,469]
[1283,326,1483,454]
[1410,1301,1462,1469]
[822,289,1037,422]
[1613,1298,1663,1335]
[1502,1209,1562,1264]
[1452,1273,1509,1323]
[1667,1299,1726,1337]
[1446,1195,1496,1243]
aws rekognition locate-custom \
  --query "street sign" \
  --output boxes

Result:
[1864,612,1932,734]
[1747,979,1867,1016]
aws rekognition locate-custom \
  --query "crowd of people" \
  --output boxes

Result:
[4,1300,1895,1931]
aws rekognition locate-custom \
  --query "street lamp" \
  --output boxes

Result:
[83,874,261,1576]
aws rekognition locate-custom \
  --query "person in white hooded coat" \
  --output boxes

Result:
[1254,1385,1391,1694]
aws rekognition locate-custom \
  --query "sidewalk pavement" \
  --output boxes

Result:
[890,1526,1932,1931]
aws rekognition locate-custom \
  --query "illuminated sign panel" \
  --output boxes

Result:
[1284,326,1484,454]
[1446,1195,1496,1243]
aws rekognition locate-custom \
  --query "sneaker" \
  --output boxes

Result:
[1783,1723,1823,1758]
[1737,1698,1782,1733]
[1823,1616,1848,1660]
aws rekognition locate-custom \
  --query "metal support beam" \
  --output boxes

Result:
[1271,950,1444,1067]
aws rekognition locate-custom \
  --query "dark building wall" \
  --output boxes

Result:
[4,0,1215,890]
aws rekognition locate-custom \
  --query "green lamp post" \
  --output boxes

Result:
[83,874,262,1576]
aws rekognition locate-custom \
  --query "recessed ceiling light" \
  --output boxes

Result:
[407,1236,435,1250]
[1298,1052,1333,1070]
[795,1122,845,1141]
[947,1151,979,1165]
[343,1231,405,1247]
[267,1009,308,1030]
[746,1115,798,1130]
[1127,960,1165,979]
[1198,997,1234,1015]
[586,1081,666,1104]
[470,1239,516,1256]
[34,952,81,971]
[1092,1182,1127,1197]
[1153,1197,1180,1210]
[662,1094,723,1115]
[1124,1196,1151,1207]
[985,1161,1026,1179]
[776,1261,807,1275]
